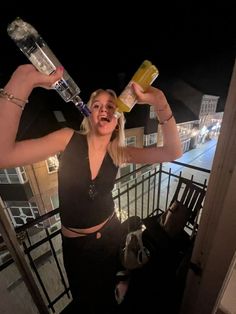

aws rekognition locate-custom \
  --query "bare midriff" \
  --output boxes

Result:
[61,216,110,238]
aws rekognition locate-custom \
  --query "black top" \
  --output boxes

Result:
[58,132,118,228]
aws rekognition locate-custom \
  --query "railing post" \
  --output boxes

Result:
[157,163,163,209]
[0,203,49,314]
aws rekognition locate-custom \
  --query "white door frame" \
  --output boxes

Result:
[180,58,236,314]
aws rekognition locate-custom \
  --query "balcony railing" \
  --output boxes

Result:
[0,161,210,314]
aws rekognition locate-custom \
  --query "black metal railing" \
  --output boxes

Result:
[0,161,210,313]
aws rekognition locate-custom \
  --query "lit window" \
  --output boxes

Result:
[46,155,59,173]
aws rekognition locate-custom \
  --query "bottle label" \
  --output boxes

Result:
[118,82,137,110]
[29,44,56,75]
[52,78,69,92]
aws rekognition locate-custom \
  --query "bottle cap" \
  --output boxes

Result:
[73,95,91,117]
[76,102,91,117]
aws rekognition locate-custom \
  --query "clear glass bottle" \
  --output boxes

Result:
[115,60,159,118]
[7,17,91,117]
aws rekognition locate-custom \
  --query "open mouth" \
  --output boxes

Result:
[100,117,111,123]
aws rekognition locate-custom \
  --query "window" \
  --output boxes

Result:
[118,136,137,184]
[143,133,157,146]
[5,201,39,227]
[50,194,60,220]
[0,167,28,184]
[149,106,157,119]
[181,139,191,153]
[125,136,136,147]
[119,163,135,185]
[19,167,27,182]
[177,123,193,141]
[46,155,59,173]
[53,110,66,122]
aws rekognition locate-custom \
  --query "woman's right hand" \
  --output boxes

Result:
[8,64,64,91]
[3,64,64,102]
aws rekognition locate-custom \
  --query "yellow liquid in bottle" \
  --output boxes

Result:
[116,60,159,113]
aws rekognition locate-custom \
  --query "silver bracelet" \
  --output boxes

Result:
[0,88,28,110]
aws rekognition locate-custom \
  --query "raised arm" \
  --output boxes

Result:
[124,82,183,164]
[0,64,73,168]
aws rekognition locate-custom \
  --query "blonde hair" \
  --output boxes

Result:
[80,89,127,166]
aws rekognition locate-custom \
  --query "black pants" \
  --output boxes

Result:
[62,214,123,314]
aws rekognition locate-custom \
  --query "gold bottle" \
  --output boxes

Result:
[115,60,159,117]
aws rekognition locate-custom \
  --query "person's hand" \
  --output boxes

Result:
[132,82,168,107]
[10,64,64,90]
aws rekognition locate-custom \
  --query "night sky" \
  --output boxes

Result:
[0,3,235,105]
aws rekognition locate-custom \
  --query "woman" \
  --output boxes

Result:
[0,64,182,313]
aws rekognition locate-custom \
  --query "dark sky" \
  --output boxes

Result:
[0,3,235,102]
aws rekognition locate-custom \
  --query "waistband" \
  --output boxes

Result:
[63,211,116,238]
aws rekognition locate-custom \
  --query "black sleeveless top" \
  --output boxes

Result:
[58,132,118,228]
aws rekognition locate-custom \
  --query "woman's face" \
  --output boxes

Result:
[89,91,118,135]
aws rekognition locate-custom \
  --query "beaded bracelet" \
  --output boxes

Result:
[0,88,28,110]
[158,113,173,125]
